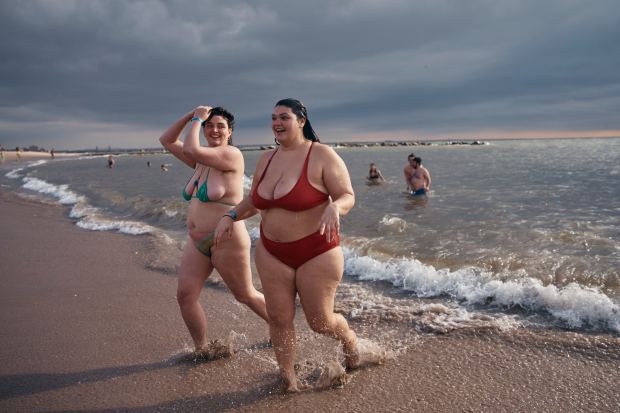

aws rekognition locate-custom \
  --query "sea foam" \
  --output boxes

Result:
[76,217,153,235]
[343,247,619,333]
[5,167,24,179]
[22,177,81,204]
[243,174,252,192]
[27,160,48,168]
[20,176,153,236]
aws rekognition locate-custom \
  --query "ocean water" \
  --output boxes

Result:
[2,138,619,335]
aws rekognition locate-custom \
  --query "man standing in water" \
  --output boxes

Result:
[404,154,431,196]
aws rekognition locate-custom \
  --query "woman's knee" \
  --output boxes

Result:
[176,285,199,307]
[306,314,336,335]
[267,309,295,329]
[230,288,255,305]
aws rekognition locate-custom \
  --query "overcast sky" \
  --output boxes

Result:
[1,0,619,149]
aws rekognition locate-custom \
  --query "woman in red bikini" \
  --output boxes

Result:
[215,98,360,391]
[159,105,268,358]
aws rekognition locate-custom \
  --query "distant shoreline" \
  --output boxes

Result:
[0,150,79,162]
[3,135,618,158]
[1,140,487,160]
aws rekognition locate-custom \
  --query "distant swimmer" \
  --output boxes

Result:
[107,155,115,168]
[366,162,385,184]
[147,161,151,167]
[404,154,431,196]
[160,163,170,171]
[50,148,55,159]
[15,147,21,162]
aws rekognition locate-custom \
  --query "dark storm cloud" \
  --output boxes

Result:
[1,0,619,148]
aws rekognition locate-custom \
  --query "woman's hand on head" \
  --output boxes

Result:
[193,106,212,120]
[319,201,340,243]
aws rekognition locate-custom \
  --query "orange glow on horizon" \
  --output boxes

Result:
[346,129,620,142]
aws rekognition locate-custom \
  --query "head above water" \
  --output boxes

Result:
[274,98,319,142]
[202,106,234,145]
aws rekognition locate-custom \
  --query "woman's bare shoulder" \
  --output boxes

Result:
[313,143,345,165]
[312,142,338,157]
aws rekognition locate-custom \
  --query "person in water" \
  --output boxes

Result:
[404,154,431,196]
[159,106,268,357]
[366,162,385,184]
[215,98,363,391]
[107,155,115,168]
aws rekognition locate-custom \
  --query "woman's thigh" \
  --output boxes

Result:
[178,238,214,298]
[255,241,297,321]
[211,233,253,293]
[295,247,344,321]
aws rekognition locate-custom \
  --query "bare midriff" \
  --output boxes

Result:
[259,201,329,242]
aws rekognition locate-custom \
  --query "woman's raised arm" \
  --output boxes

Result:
[159,109,196,168]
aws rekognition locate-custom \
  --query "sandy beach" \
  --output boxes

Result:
[1,151,77,163]
[0,190,618,412]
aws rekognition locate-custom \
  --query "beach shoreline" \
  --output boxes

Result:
[0,191,618,412]
[1,150,79,162]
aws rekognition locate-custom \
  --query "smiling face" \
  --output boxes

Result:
[272,105,304,143]
[203,115,231,147]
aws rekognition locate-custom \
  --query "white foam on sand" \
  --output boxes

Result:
[20,176,154,236]
[75,216,153,235]
[22,177,81,204]
[343,247,620,333]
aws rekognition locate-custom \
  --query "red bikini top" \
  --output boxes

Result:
[252,142,329,211]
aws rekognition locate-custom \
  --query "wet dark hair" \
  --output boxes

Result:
[415,156,422,164]
[274,98,319,142]
[203,106,235,145]
[408,153,416,160]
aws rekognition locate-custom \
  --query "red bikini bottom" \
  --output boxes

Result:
[260,225,340,270]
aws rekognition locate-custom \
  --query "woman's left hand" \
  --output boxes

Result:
[319,201,340,243]
[214,215,234,247]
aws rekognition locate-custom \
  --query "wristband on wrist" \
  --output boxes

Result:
[223,210,238,221]
[190,117,204,122]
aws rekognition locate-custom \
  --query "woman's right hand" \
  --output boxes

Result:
[214,215,234,247]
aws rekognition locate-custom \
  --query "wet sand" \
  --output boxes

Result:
[0,191,618,412]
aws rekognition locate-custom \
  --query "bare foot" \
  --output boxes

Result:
[281,371,308,393]
[343,332,360,370]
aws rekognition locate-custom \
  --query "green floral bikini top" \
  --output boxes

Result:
[182,166,236,206]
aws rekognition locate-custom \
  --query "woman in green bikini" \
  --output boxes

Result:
[159,106,268,356]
